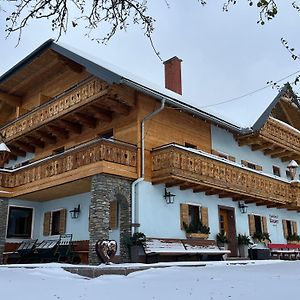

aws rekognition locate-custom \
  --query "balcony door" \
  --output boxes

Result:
[218,206,237,256]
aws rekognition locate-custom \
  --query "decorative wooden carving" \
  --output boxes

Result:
[152,145,299,209]
[0,139,136,188]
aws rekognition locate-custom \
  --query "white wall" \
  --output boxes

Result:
[7,192,91,242]
[211,125,293,180]
[138,181,300,244]
[4,152,35,169]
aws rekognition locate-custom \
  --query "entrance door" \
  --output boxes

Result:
[219,207,237,256]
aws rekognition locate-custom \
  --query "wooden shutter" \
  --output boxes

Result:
[201,207,209,227]
[180,204,189,229]
[292,221,298,235]
[43,212,51,236]
[59,209,67,234]
[262,216,268,233]
[109,201,118,230]
[248,214,255,236]
[255,165,263,171]
[282,220,288,238]
[228,156,236,162]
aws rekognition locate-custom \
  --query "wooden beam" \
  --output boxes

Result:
[14,141,35,153]
[57,120,82,134]
[264,147,284,156]
[237,136,260,147]
[0,91,22,107]
[232,196,246,201]
[272,151,291,159]
[74,113,97,128]
[25,136,45,148]
[219,192,235,199]
[36,130,57,144]
[88,105,112,122]
[251,142,272,152]
[58,56,85,73]
[165,180,183,188]
[180,183,197,190]
[8,145,26,157]
[193,186,211,193]
[205,189,220,196]
[94,99,131,116]
[48,125,69,139]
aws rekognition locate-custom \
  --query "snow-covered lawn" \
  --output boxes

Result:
[0,260,299,299]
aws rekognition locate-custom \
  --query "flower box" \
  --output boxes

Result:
[186,233,209,239]
[287,241,300,245]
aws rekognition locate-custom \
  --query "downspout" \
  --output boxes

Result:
[131,99,166,234]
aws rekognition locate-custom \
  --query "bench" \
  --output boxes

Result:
[5,239,38,264]
[268,243,300,260]
[143,238,230,263]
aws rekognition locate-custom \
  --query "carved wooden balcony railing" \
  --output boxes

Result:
[1,78,108,142]
[152,144,300,210]
[236,117,300,162]
[0,139,137,196]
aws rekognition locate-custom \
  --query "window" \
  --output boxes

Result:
[286,170,292,180]
[282,219,297,238]
[43,209,66,236]
[241,160,263,171]
[273,166,281,177]
[7,206,33,239]
[212,150,236,162]
[109,201,119,230]
[180,204,209,230]
[248,214,268,236]
[53,147,65,155]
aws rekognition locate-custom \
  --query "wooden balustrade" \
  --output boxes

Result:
[0,78,109,142]
[152,145,300,209]
[0,139,136,189]
[259,118,300,153]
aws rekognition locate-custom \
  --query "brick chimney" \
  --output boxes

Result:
[163,56,182,95]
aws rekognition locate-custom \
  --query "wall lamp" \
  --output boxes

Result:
[70,204,81,219]
[238,201,248,214]
[287,160,299,180]
[164,188,176,204]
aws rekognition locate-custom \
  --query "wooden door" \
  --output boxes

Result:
[219,207,237,256]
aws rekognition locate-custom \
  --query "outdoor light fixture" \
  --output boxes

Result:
[0,141,11,167]
[164,188,176,204]
[238,201,248,214]
[69,204,81,219]
[287,160,299,180]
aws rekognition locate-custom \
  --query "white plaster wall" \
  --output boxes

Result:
[211,125,292,180]
[4,152,35,169]
[138,181,300,244]
[8,192,90,242]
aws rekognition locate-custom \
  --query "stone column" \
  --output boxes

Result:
[0,199,8,264]
[89,174,132,265]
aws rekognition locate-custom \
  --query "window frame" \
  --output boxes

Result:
[186,202,202,227]
[6,205,34,240]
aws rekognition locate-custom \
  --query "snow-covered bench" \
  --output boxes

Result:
[143,238,230,263]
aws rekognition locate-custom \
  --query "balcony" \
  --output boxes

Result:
[236,117,300,162]
[0,139,137,197]
[0,77,134,158]
[151,144,300,211]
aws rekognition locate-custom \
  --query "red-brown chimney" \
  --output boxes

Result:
[163,56,182,95]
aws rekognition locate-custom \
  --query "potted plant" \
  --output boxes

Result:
[183,222,210,239]
[287,233,300,244]
[237,233,252,258]
[216,232,229,249]
[252,232,271,245]
[124,232,146,262]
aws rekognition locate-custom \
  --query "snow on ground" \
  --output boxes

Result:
[0,260,299,300]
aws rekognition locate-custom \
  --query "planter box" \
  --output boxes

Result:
[186,233,209,239]
[287,241,300,244]
[238,245,249,258]
[248,248,270,260]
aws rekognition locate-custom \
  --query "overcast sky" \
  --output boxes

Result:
[1,1,300,127]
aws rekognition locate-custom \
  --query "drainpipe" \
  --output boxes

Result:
[131,99,166,234]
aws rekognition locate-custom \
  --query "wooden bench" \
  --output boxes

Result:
[143,238,230,263]
[268,243,300,260]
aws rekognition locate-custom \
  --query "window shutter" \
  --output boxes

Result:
[180,204,189,230]
[43,212,51,236]
[241,160,248,167]
[255,165,263,171]
[292,221,298,235]
[109,201,118,230]
[201,207,209,227]
[248,214,255,236]
[262,216,268,233]
[59,209,67,234]
[282,220,288,238]
[228,156,236,162]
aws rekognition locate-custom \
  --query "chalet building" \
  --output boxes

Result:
[0,39,300,263]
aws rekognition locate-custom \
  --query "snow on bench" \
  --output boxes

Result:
[143,238,230,263]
